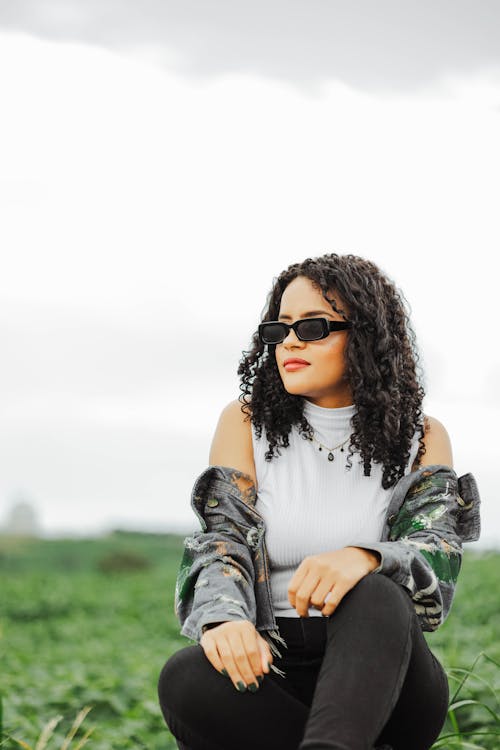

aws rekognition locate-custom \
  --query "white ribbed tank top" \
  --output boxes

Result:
[251,398,421,618]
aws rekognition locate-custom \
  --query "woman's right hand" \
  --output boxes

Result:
[200,620,274,692]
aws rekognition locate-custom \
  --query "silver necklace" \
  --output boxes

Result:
[307,432,351,462]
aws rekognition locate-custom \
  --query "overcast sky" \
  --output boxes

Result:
[0,3,498,547]
[2,0,500,92]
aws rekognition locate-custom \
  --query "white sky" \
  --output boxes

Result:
[0,31,498,547]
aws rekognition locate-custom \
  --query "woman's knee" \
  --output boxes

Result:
[360,571,390,590]
[356,571,413,602]
[337,572,415,621]
[158,645,230,749]
[158,644,207,715]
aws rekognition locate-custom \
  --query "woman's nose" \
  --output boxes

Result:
[282,328,305,347]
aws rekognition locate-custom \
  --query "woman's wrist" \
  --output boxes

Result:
[346,546,382,572]
[202,621,225,634]
[367,550,382,571]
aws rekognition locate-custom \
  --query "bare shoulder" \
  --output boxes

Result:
[414,415,453,469]
[209,398,257,488]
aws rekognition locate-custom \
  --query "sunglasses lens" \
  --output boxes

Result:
[260,323,287,344]
[296,319,325,340]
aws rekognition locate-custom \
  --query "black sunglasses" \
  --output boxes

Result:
[258,317,352,345]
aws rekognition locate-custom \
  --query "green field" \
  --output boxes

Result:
[1,534,499,749]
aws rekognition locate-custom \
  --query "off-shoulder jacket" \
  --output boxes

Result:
[174,463,481,677]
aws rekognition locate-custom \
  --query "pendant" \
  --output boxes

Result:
[328,452,334,461]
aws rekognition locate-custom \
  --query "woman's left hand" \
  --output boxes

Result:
[287,546,381,617]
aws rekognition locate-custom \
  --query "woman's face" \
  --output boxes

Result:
[275,275,353,408]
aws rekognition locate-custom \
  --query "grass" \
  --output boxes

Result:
[0,704,94,750]
[0,534,498,749]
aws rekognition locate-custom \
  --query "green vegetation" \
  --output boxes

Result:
[0,532,185,749]
[0,535,499,749]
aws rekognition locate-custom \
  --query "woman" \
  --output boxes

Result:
[158,253,481,750]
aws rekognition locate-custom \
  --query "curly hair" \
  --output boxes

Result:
[237,253,427,489]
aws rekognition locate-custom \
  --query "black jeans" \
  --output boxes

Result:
[158,574,449,750]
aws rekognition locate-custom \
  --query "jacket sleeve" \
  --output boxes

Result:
[174,472,258,643]
[352,467,481,632]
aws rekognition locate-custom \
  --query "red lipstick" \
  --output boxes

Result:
[283,358,310,371]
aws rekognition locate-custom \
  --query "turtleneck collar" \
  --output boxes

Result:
[302,398,356,434]
[302,398,355,416]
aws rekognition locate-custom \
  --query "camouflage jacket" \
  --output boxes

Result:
[174,463,481,676]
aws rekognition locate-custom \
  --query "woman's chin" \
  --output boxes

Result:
[282,380,311,397]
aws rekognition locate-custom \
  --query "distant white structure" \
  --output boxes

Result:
[1,495,41,537]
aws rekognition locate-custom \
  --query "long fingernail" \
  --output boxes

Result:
[237,681,247,692]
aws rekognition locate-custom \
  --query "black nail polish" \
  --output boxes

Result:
[221,668,228,677]
[257,674,264,684]
[237,681,247,692]
[248,682,259,692]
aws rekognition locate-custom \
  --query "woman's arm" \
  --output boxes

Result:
[209,399,257,489]
[351,416,481,631]
[412,415,453,470]
[175,400,258,640]
[176,401,275,689]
